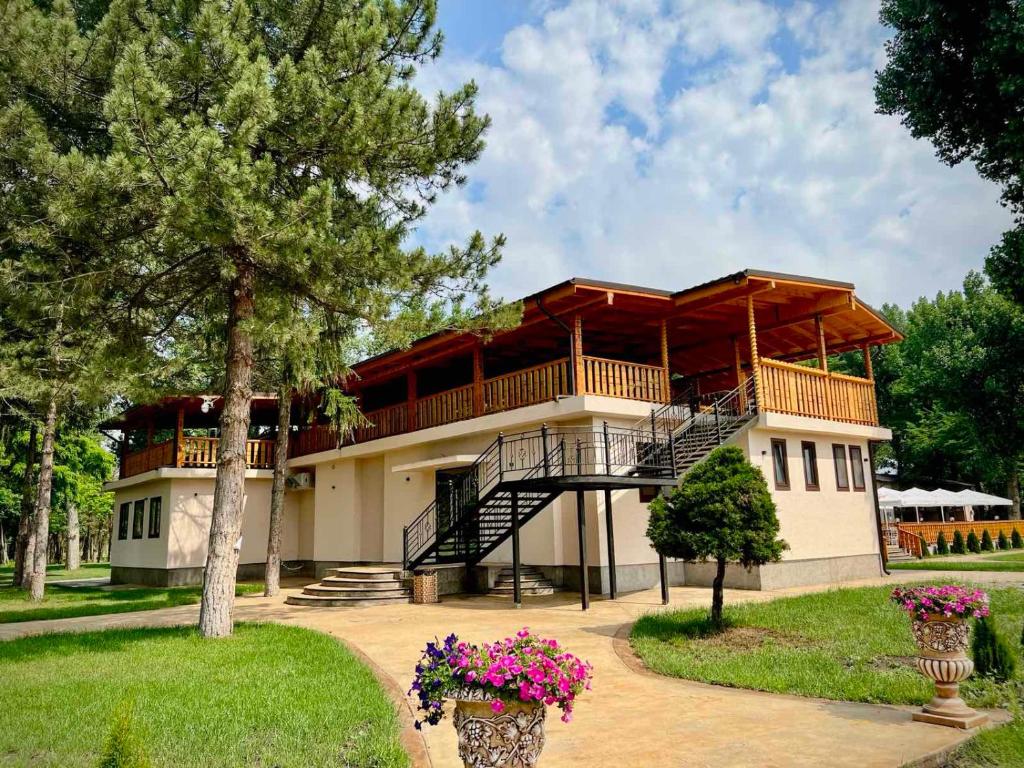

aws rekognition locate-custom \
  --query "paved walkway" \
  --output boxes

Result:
[3,569,1021,768]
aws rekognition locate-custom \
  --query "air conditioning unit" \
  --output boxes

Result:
[287,471,314,490]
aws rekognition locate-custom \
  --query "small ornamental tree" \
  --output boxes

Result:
[972,616,1017,682]
[998,530,1010,550]
[1012,529,1023,549]
[981,529,995,552]
[936,531,950,556]
[952,530,967,555]
[647,446,787,627]
[967,531,982,553]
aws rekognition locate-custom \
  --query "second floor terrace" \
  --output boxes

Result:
[103,270,902,479]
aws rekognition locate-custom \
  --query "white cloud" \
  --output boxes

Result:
[414,0,1011,308]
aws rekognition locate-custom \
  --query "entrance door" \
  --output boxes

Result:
[436,467,480,559]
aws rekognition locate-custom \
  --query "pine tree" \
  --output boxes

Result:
[967,531,982,553]
[952,530,967,554]
[97,701,151,768]
[998,530,1010,550]
[936,530,950,556]
[1013,529,1023,548]
[971,616,1017,682]
[981,529,995,552]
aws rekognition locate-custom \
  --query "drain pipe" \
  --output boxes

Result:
[868,439,890,576]
[535,296,575,395]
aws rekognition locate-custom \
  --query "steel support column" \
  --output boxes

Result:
[511,490,522,608]
[604,488,617,600]
[576,489,589,610]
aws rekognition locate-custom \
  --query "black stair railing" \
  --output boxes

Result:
[402,423,676,569]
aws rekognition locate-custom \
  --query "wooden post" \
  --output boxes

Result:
[604,488,616,600]
[659,319,670,403]
[174,405,185,467]
[732,336,746,411]
[472,345,484,416]
[862,342,874,381]
[145,420,154,448]
[572,313,585,396]
[746,295,763,410]
[815,315,829,373]
[576,490,589,611]
[406,371,417,431]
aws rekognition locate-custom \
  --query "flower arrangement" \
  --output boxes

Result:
[410,628,593,728]
[891,585,990,621]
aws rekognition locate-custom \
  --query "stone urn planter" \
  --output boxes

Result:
[410,629,592,768]
[911,614,987,728]
[452,690,546,768]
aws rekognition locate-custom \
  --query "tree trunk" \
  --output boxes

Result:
[13,422,38,587]
[1009,466,1021,521]
[710,556,727,628]
[28,396,58,601]
[264,382,291,597]
[66,502,80,571]
[199,259,256,638]
[0,525,7,566]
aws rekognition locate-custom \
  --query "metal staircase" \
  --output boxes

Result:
[402,376,759,572]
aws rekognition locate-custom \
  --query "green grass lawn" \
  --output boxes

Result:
[950,715,1024,768]
[889,559,1024,572]
[0,623,408,767]
[0,561,111,584]
[630,584,1024,707]
[0,581,262,624]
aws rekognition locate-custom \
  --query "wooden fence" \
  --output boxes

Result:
[760,358,878,425]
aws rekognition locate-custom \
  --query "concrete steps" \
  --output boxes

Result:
[489,565,556,597]
[285,566,412,608]
[886,546,918,563]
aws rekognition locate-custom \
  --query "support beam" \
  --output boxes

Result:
[747,295,763,409]
[659,319,670,402]
[572,313,585,396]
[659,554,669,606]
[604,488,617,600]
[406,371,417,431]
[472,346,484,416]
[511,491,522,608]
[815,314,829,373]
[576,490,589,611]
[174,406,185,467]
[862,342,874,381]
[732,336,746,410]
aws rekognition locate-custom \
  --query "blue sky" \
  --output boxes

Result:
[416,0,1011,308]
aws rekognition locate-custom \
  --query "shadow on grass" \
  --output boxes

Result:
[632,609,734,643]
[0,625,200,663]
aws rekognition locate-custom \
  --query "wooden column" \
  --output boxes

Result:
[472,345,484,416]
[862,342,874,381]
[406,371,417,431]
[732,336,746,410]
[659,319,670,403]
[145,420,154,448]
[174,406,185,467]
[815,315,829,373]
[572,313,585,396]
[746,295,763,409]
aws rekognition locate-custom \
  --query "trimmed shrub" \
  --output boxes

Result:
[981,530,995,552]
[967,531,981,553]
[998,531,1010,550]
[972,617,1017,683]
[97,701,151,768]
[1013,528,1023,549]
[936,531,950,556]
[952,530,967,554]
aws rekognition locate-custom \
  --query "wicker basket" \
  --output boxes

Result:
[412,569,439,604]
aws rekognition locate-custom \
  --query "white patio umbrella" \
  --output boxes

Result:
[877,487,903,508]
[956,489,1013,506]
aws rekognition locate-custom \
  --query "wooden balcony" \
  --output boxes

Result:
[759,358,878,426]
[120,436,276,479]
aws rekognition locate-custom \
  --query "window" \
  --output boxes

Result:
[801,441,819,491]
[833,444,850,491]
[132,499,145,539]
[148,496,162,538]
[849,445,866,491]
[118,502,130,540]
[770,439,790,490]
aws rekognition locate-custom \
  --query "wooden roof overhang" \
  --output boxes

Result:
[349,279,675,389]
[664,270,902,378]
[98,394,282,432]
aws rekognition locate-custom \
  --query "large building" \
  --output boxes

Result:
[102,270,900,599]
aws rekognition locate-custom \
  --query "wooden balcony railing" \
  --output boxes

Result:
[759,358,878,425]
[417,384,474,430]
[357,403,407,442]
[121,436,276,478]
[582,356,669,403]
[898,521,1022,556]
[484,358,571,413]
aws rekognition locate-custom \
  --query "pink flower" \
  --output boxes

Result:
[491,700,505,714]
